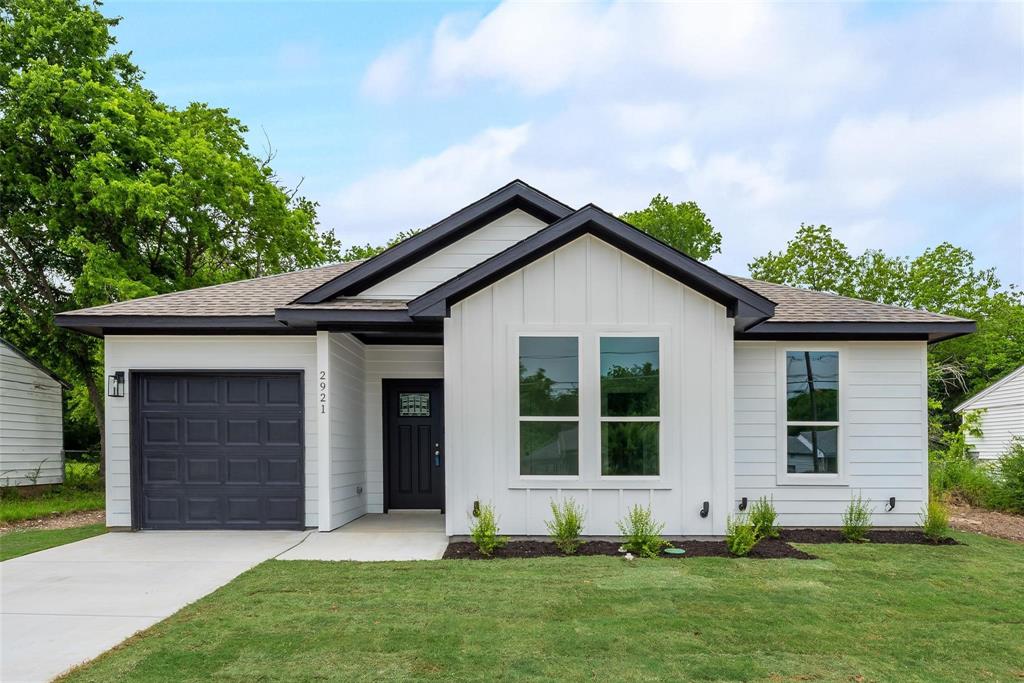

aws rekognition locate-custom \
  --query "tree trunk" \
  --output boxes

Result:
[82,369,106,478]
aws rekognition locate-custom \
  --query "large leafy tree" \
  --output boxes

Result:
[619,194,722,260]
[0,0,340,460]
[748,223,1024,427]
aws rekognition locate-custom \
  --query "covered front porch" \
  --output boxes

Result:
[314,331,446,532]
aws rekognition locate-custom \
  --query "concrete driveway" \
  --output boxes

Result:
[1,530,308,683]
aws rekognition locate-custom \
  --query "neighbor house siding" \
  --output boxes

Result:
[444,235,733,536]
[363,345,444,512]
[0,344,64,486]
[734,340,928,527]
[359,209,549,299]
[322,332,367,530]
[958,368,1023,461]
[104,336,319,528]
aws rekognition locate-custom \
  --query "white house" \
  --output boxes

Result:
[55,181,975,535]
[955,365,1024,460]
[0,338,68,487]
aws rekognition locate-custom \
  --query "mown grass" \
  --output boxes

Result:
[62,532,1024,682]
[0,461,104,524]
[0,523,106,562]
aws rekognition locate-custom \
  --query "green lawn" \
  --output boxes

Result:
[0,462,104,524]
[62,533,1024,682]
[0,523,106,561]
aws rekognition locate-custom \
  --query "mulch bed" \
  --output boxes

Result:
[443,538,817,560]
[778,528,959,545]
[0,509,104,533]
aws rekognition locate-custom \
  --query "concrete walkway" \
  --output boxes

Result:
[278,511,448,561]
[0,531,307,683]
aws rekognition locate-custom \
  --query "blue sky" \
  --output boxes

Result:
[105,1,1023,286]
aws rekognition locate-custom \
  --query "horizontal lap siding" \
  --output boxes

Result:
[359,210,548,299]
[363,345,444,513]
[445,235,733,536]
[961,370,1023,460]
[734,341,928,527]
[328,333,366,529]
[0,345,64,485]
[104,336,318,528]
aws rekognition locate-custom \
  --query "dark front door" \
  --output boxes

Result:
[383,379,444,511]
[132,372,305,530]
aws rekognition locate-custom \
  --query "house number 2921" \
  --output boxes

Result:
[320,370,327,414]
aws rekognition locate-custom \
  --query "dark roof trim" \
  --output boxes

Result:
[405,204,777,331]
[737,320,977,344]
[0,338,70,388]
[54,314,295,338]
[294,180,574,304]
[274,307,423,330]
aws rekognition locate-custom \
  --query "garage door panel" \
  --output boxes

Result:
[136,372,304,530]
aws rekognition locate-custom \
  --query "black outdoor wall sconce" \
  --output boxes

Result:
[738,497,748,511]
[884,497,896,512]
[472,500,480,517]
[699,501,709,518]
[107,371,125,398]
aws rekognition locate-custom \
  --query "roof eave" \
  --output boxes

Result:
[736,320,977,343]
[54,314,297,337]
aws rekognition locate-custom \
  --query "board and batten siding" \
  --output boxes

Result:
[363,344,444,513]
[104,336,319,528]
[734,341,928,527]
[359,209,549,300]
[957,366,1023,461]
[0,343,64,486]
[444,235,734,536]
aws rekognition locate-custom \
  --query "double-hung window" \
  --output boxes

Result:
[518,336,580,476]
[600,337,660,476]
[784,350,840,477]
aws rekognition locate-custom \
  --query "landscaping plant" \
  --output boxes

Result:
[991,437,1024,513]
[617,505,669,558]
[841,494,872,543]
[921,498,950,541]
[545,498,585,554]
[749,496,780,539]
[725,514,758,557]
[469,503,507,556]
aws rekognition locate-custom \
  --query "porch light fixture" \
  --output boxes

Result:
[699,501,709,518]
[738,497,748,511]
[884,497,896,512]
[107,371,125,398]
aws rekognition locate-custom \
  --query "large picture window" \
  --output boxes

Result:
[519,336,579,475]
[600,337,660,476]
[784,350,839,475]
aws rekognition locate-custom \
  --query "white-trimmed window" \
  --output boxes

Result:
[600,336,660,476]
[782,350,840,479]
[518,336,579,476]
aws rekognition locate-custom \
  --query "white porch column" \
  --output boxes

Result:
[316,331,332,531]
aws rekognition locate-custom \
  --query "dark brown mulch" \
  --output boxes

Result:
[778,528,960,545]
[443,538,816,560]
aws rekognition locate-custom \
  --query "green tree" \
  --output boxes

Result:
[748,224,857,295]
[620,194,722,260]
[341,229,419,262]
[0,0,340,460]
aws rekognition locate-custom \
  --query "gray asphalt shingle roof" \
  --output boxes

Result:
[56,261,971,325]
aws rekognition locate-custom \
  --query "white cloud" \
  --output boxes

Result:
[360,41,417,102]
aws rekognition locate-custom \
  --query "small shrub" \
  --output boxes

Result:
[617,505,669,558]
[749,496,779,539]
[725,515,758,557]
[991,437,1024,513]
[920,498,950,541]
[469,503,507,556]
[841,494,872,543]
[545,498,585,554]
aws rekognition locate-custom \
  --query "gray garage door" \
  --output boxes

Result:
[134,372,305,530]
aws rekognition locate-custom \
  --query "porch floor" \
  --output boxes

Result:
[278,511,448,562]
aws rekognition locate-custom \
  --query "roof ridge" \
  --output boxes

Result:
[730,275,974,323]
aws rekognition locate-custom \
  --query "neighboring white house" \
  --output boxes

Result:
[0,338,68,487]
[55,181,976,534]
[955,365,1024,460]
